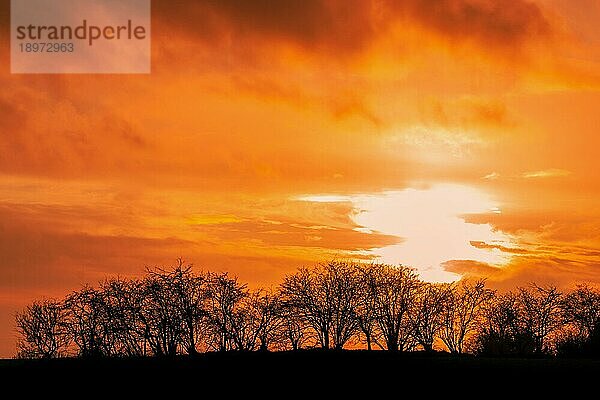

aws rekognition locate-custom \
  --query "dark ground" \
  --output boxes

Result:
[1,351,598,394]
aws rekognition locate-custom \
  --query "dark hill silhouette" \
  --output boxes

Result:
[2,350,600,396]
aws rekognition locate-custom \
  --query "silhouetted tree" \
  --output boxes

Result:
[168,260,207,355]
[16,299,69,359]
[98,278,146,356]
[371,265,420,352]
[411,282,451,352]
[441,279,494,354]
[279,303,312,350]
[64,286,113,357]
[224,289,284,351]
[327,261,362,349]
[474,292,535,356]
[561,285,600,340]
[204,272,247,351]
[280,266,327,349]
[281,261,361,350]
[252,289,284,351]
[141,268,186,356]
[518,284,563,354]
[355,264,383,351]
[556,285,600,357]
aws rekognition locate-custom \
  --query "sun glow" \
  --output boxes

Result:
[299,184,513,282]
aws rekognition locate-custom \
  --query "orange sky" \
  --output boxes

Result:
[2,0,600,357]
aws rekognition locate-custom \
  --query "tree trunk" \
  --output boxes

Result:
[259,340,268,352]
[387,335,399,351]
[188,323,197,355]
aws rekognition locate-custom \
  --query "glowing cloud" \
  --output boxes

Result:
[483,172,500,180]
[299,184,513,282]
[522,169,571,179]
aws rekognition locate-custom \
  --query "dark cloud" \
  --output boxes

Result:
[0,204,192,291]
[0,97,27,154]
[0,200,219,301]
[443,255,600,291]
[489,256,600,291]
[422,98,513,131]
[0,0,7,33]
[464,212,600,246]
[462,211,584,234]
[229,74,382,125]
[394,0,551,48]
[0,0,553,53]
[152,0,551,58]
[469,240,529,254]
[154,0,377,55]
[193,218,400,251]
[0,81,148,178]
[442,259,501,276]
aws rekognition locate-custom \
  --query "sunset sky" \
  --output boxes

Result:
[2,0,600,356]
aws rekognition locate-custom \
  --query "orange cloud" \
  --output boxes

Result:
[522,169,571,179]
[469,241,529,255]
[442,259,502,277]
[392,0,551,51]
[153,0,552,58]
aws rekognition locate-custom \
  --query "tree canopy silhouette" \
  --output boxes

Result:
[14,259,600,359]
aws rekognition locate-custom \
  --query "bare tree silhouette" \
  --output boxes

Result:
[561,285,600,340]
[64,286,113,357]
[371,265,420,352]
[475,292,534,356]
[279,302,312,351]
[229,290,269,351]
[281,261,361,350]
[327,261,361,349]
[204,272,247,352]
[355,264,383,351]
[517,284,563,354]
[141,269,186,356]
[411,282,451,352]
[15,259,600,359]
[281,267,331,349]
[167,260,206,355]
[98,278,146,356]
[441,279,494,354]
[251,289,284,352]
[16,299,70,359]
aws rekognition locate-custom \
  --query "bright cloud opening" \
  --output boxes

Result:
[299,184,513,282]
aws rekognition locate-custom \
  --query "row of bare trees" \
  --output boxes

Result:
[15,260,600,358]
